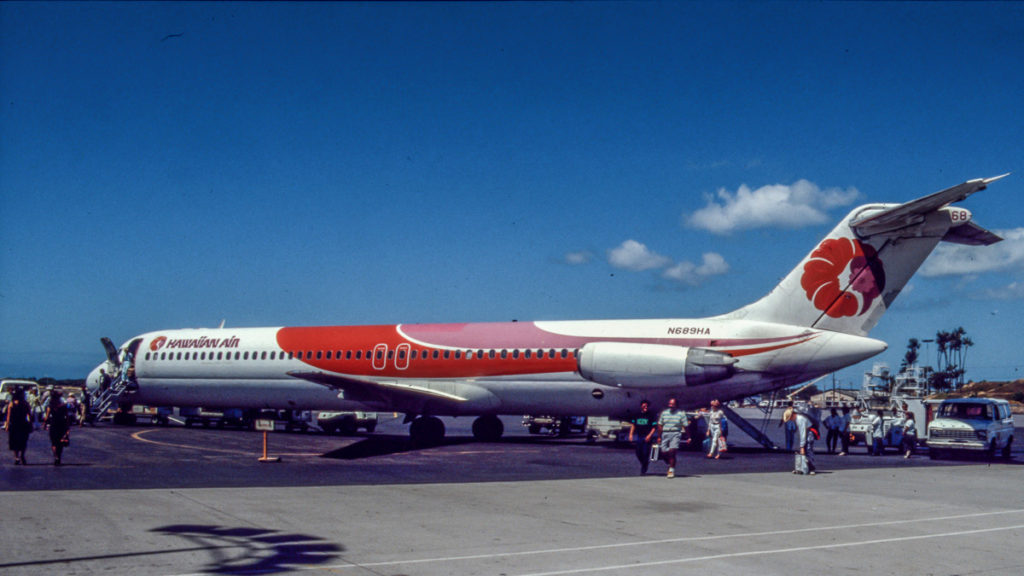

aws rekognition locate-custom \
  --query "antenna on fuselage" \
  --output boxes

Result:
[218,319,226,329]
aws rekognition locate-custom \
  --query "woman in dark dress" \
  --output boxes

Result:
[5,388,33,465]
[44,389,70,466]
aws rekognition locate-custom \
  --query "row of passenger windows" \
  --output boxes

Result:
[143,348,580,362]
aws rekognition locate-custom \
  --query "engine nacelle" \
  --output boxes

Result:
[577,342,737,388]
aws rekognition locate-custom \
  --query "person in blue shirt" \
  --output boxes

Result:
[628,400,657,475]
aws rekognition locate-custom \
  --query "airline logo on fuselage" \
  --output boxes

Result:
[151,335,241,350]
[801,237,886,318]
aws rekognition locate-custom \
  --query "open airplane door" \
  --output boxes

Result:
[101,337,121,369]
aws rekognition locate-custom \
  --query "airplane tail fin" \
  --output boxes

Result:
[725,175,1008,336]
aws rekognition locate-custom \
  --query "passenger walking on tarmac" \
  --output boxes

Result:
[824,408,841,454]
[786,407,817,475]
[44,389,71,466]
[780,401,797,452]
[706,399,725,459]
[870,409,885,456]
[4,388,33,465]
[80,386,93,426]
[656,397,690,478]
[839,406,851,456]
[628,400,657,475]
[65,394,80,426]
[902,411,918,458]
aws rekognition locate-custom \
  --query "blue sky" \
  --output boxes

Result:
[2,2,1023,384]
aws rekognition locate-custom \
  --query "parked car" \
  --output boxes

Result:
[927,398,1014,460]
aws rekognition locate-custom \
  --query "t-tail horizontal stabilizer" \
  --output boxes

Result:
[850,173,1008,239]
[728,174,1009,336]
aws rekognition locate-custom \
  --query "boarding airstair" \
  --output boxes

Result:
[88,337,138,422]
[721,404,779,450]
[90,376,136,422]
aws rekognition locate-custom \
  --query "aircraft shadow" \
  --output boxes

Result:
[150,524,343,574]
[0,525,341,575]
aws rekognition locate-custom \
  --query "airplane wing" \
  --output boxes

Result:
[288,371,470,407]
[851,173,1009,237]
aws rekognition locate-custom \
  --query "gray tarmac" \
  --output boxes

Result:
[1,411,1022,575]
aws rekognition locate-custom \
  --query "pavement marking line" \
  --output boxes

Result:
[130,429,253,455]
[308,508,1024,572]
[516,523,1024,576]
[129,428,328,458]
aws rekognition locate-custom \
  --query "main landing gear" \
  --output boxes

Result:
[407,414,506,446]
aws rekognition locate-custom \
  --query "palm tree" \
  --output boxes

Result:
[902,338,920,370]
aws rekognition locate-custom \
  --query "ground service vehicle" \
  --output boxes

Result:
[927,398,1014,459]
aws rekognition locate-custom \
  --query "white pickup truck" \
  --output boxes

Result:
[927,398,1014,460]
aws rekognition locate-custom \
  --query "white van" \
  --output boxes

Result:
[927,398,1014,459]
[0,379,40,404]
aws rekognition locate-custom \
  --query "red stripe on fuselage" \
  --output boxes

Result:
[275,325,579,378]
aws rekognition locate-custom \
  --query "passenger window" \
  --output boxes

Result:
[325,351,331,360]
[145,352,151,361]
[444,351,450,359]
[399,349,407,360]
[317,351,323,360]
[217,352,223,360]
[455,351,462,359]
[524,350,531,359]
[387,350,394,360]
[512,350,520,359]
[489,350,496,359]
[346,351,352,360]
[501,350,508,359]
[177,352,183,360]
[261,351,267,360]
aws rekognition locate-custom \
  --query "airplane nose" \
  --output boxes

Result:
[86,364,104,395]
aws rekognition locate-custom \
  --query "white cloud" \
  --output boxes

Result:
[981,282,1024,301]
[563,251,594,265]
[685,180,860,235]
[662,252,730,285]
[695,252,730,276]
[920,228,1024,277]
[608,240,671,271]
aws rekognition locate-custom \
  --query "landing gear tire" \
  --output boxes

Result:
[410,416,445,447]
[472,415,504,442]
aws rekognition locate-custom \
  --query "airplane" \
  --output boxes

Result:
[87,174,1009,446]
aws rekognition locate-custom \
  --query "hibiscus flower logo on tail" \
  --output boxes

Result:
[800,238,886,318]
